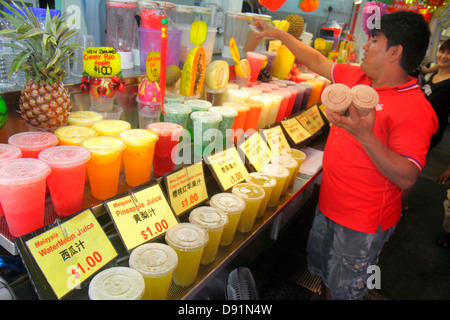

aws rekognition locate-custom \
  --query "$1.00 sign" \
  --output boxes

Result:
[83,47,121,78]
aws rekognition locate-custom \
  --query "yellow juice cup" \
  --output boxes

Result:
[68,110,104,127]
[88,267,145,300]
[92,119,131,137]
[281,148,306,186]
[250,95,272,129]
[54,125,98,146]
[189,206,228,264]
[260,164,289,207]
[245,172,276,218]
[231,183,265,233]
[262,93,282,126]
[81,136,125,200]
[119,129,159,187]
[271,155,298,194]
[209,192,246,246]
[165,223,209,287]
[129,242,178,300]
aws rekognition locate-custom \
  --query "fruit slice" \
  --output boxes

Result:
[180,46,206,97]
[205,60,229,90]
[235,59,251,78]
[190,20,208,46]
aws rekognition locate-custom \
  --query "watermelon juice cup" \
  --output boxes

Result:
[246,51,267,85]
[0,144,22,217]
[8,132,58,159]
[0,158,51,237]
[231,183,265,233]
[39,146,91,216]
[271,90,291,122]
[245,172,276,218]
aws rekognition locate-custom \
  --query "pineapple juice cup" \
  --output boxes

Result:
[8,132,58,159]
[81,136,125,200]
[209,193,246,247]
[231,183,265,233]
[245,172,276,218]
[165,223,209,287]
[129,243,178,300]
[281,148,306,186]
[260,164,290,207]
[118,129,159,187]
[189,206,228,265]
[270,155,298,194]
[92,119,131,137]
[68,111,104,127]
[54,125,98,146]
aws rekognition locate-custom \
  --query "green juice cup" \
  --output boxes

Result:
[281,148,306,186]
[270,155,298,194]
[245,172,276,218]
[260,164,290,207]
[190,111,222,158]
[209,106,238,150]
[162,103,192,128]
[184,99,212,135]
[231,183,265,233]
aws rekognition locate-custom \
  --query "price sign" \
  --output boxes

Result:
[25,209,117,300]
[165,162,208,215]
[281,117,311,144]
[146,52,161,82]
[237,131,272,172]
[296,109,321,135]
[205,146,249,191]
[268,40,282,53]
[306,105,325,128]
[83,47,121,77]
[104,183,179,251]
[261,126,291,155]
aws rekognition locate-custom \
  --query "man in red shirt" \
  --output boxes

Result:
[254,11,437,299]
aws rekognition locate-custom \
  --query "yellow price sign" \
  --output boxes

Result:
[229,38,240,63]
[305,105,325,128]
[25,209,117,299]
[318,103,330,122]
[83,47,121,77]
[146,52,161,82]
[238,131,272,172]
[104,183,179,251]
[281,117,311,144]
[165,162,208,215]
[268,40,282,53]
[296,112,320,135]
[205,146,249,191]
[261,126,291,155]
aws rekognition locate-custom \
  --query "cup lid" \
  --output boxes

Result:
[92,120,131,135]
[81,136,125,155]
[262,93,283,103]
[129,243,178,277]
[54,125,98,145]
[246,51,266,60]
[164,103,192,114]
[88,267,145,300]
[209,192,246,214]
[147,122,184,137]
[189,206,228,230]
[260,163,290,178]
[321,83,353,111]
[240,87,263,95]
[245,172,276,188]
[270,155,298,169]
[209,106,238,117]
[39,146,91,168]
[8,132,58,151]
[165,223,208,250]
[183,99,212,111]
[0,144,22,162]
[232,183,265,201]
[190,111,222,123]
[164,93,185,103]
[68,111,103,126]
[119,129,159,146]
[350,84,379,109]
[0,158,51,185]
[281,148,306,160]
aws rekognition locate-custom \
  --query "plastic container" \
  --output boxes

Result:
[321,83,353,115]
[250,95,272,129]
[55,125,98,146]
[129,242,178,300]
[260,164,290,207]
[39,146,91,216]
[8,132,58,159]
[271,90,291,122]
[240,97,263,132]
[350,84,379,116]
[222,12,253,59]
[287,85,306,115]
[281,148,306,186]
[91,119,131,137]
[0,158,51,237]
[190,111,222,158]
[245,172,276,218]
[209,106,238,149]
[222,102,249,143]
[246,51,267,85]
[296,83,314,110]
[0,144,21,217]
[261,93,282,126]
[225,89,250,104]
[88,267,145,300]
[162,103,192,128]
[165,92,186,104]
[231,183,265,233]
[165,223,209,287]
[137,98,161,129]
[178,24,217,68]
[90,104,123,120]
[184,99,212,135]
[68,111,104,127]
[270,155,298,194]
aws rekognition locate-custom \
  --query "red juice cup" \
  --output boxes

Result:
[0,144,22,217]
[39,146,91,216]
[272,90,291,122]
[287,85,306,115]
[8,132,58,158]
[0,158,51,237]
[147,122,183,176]
[246,51,267,85]
[279,88,298,118]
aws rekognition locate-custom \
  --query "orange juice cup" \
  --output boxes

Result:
[271,155,298,193]
[8,132,58,159]
[223,102,249,143]
[241,97,263,132]
[245,172,276,218]
[260,163,290,207]
[231,183,265,233]
[281,148,306,186]
[119,129,159,187]
[92,119,131,137]
[305,80,324,107]
[55,125,98,146]
[68,110,104,127]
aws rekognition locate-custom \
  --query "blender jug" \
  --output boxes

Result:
[106,0,138,69]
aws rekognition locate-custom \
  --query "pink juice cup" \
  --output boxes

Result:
[39,146,91,217]
[279,88,298,118]
[0,144,22,217]
[272,90,291,122]
[246,51,267,85]
[0,158,51,237]
[8,132,58,159]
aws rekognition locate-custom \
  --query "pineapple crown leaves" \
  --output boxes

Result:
[0,0,81,83]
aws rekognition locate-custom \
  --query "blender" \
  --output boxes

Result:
[222,12,253,60]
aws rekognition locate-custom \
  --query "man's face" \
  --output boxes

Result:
[360,32,390,78]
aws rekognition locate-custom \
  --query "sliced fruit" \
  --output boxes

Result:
[205,60,229,90]
[180,46,206,97]
[235,59,251,78]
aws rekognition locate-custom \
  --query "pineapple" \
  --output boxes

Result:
[0,1,79,131]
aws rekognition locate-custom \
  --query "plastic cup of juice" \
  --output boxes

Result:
[209,192,246,247]
[8,132,58,159]
[245,172,276,218]
[190,111,222,158]
[281,148,306,186]
[119,129,159,187]
[129,242,178,300]
[222,83,240,102]
[189,206,228,264]
[231,183,265,233]
[287,85,306,115]
[270,155,298,194]
[209,106,238,149]
[39,146,91,216]
[271,90,291,122]
[81,136,125,200]
[55,125,98,146]
[241,97,263,133]
[68,110,104,127]
[0,144,22,217]
[306,80,324,108]
[250,95,272,129]
[88,267,145,300]
[261,93,282,126]
[184,99,212,136]
[165,92,186,104]
[162,103,192,128]
[240,86,262,97]
[222,102,249,143]
[246,51,267,85]
[147,122,184,176]
[278,88,298,118]
[165,223,209,287]
[0,158,51,237]
[92,119,131,137]
[260,163,290,207]
[296,83,314,110]
[225,89,250,104]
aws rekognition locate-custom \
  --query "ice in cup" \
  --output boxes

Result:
[55,125,98,146]
[68,110,104,127]
[119,129,159,187]
[129,242,178,300]
[245,172,276,218]
[147,122,183,176]
[165,223,209,287]
[190,111,222,158]
[8,132,58,159]
[209,106,238,149]
[81,136,126,200]
[88,267,145,300]
[260,163,290,207]
[209,192,246,247]
[92,119,131,137]
[246,51,267,85]
[231,183,265,233]
[39,146,91,216]
[0,144,22,217]
[350,84,379,116]
[281,148,306,186]
[321,83,353,116]
[261,93,283,126]
[270,155,298,194]
[162,103,192,128]
[0,158,51,237]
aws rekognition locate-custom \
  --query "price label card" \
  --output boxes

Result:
[318,103,330,122]
[205,146,249,191]
[237,131,272,172]
[268,40,282,52]
[104,183,179,251]
[146,52,161,82]
[306,105,325,128]
[165,162,208,215]
[281,117,312,144]
[83,47,121,77]
[25,209,117,300]
[296,112,320,135]
[261,126,291,155]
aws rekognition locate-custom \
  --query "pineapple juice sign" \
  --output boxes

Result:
[83,47,121,77]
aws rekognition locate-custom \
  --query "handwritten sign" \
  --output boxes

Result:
[146,52,161,82]
[238,132,272,172]
[261,126,291,155]
[296,112,320,135]
[83,47,121,77]
[305,105,325,128]
[281,117,311,144]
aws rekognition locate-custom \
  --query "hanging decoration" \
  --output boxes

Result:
[160,1,168,115]
[405,0,448,12]
[362,1,389,37]
[258,0,287,11]
[299,0,320,12]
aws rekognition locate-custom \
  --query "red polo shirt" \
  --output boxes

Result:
[318,63,438,233]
